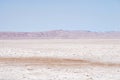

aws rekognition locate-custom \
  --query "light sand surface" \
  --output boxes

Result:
[0,39,120,80]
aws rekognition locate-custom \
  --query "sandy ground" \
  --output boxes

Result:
[0,39,120,80]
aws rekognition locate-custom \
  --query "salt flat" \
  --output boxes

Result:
[0,39,120,80]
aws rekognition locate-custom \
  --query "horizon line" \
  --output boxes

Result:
[0,29,120,33]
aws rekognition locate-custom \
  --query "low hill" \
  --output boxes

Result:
[0,30,120,39]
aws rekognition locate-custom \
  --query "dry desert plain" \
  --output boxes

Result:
[0,39,120,80]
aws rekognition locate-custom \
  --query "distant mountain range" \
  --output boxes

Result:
[0,30,120,39]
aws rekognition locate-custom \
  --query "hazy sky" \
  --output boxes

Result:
[0,0,120,32]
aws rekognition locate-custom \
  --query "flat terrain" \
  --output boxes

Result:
[0,39,120,80]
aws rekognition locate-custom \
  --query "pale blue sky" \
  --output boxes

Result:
[0,0,120,32]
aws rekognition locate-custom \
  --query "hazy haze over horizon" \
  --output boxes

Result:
[0,0,120,32]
